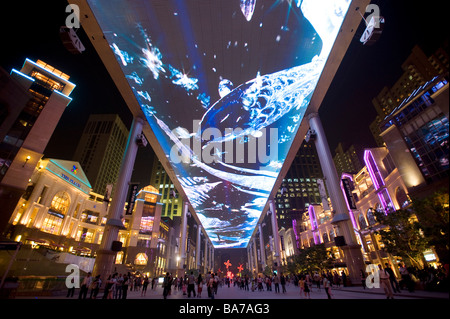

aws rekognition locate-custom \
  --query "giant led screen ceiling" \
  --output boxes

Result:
[86,0,353,248]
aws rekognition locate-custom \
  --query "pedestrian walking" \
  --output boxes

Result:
[303,276,311,299]
[89,275,101,299]
[141,276,149,297]
[207,273,215,299]
[360,269,367,289]
[103,274,117,299]
[384,263,401,293]
[323,275,333,299]
[341,271,347,287]
[187,271,196,297]
[78,272,92,299]
[298,276,305,297]
[273,273,280,293]
[378,264,394,299]
[115,274,123,299]
[333,271,340,287]
[197,274,203,298]
[162,272,172,299]
[122,273,129,299]
[313,272,321,291]
[280,273,287,293]
[257,276,264,291]
[66,276,75,298]
[399,263,414,292]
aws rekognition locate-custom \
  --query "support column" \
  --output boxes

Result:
[150,203,163,248]
[196,225,202,271]
[178,201,189,277]
[247,246,252,273]
[258,224,266,270]
[269,200,282,269]
[252,237,258,274]
[211,246,215,272]
[307,112,365,285]
[204,240,208,274]
[93,117,144,279]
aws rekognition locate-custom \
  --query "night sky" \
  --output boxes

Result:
[1,0,448,186]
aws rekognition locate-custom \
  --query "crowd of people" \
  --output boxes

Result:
[159,270,346,300]
[69,262,448,300]
[67,271,160,299]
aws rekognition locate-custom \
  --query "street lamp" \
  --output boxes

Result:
[23,156,31,167]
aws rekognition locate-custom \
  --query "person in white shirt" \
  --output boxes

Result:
[78,272,92,299]
[378,264,394,299]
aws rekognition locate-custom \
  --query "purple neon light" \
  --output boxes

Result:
[363,150,395,213]
[339,173,359,230]
[292,219,301,249]
[308,205,320,245]
[292,219,299,240]
[364,150,383,189]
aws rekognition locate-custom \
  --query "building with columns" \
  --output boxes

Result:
[7,158,107,257]
[5,156,211,279]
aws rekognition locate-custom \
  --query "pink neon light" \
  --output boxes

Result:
[364,150,382,189]
[292,219,299,240]
[363,150,395,213]
[308,205,320,245]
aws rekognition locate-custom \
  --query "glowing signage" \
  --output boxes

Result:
[86,0,353,248]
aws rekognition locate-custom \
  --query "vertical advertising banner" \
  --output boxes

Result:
[125,183,140,215]
[341,178,357,210]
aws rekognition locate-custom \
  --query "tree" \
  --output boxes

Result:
[410,190,449,264]
[374,208,429,268]
[286,243,335,274]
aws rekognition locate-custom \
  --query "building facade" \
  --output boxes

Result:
[379,74,448,196]
[148,157,182,219]
[0,59,75,234]
[333,142,364,177]
[372,44,448,118]
[292,145,440,276]
[275,141,325,229]
[5,159,206,279]
[73,114,129,195]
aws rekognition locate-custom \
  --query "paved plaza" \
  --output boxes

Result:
[19,281,449,300]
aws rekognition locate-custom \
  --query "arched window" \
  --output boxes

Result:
[322,232,329,243]
[395,187,410,208]
[51,191,70,214]
[329,228,335,240]
[358,214,368,229]
[366,208,377,226]
[41,191,71,235]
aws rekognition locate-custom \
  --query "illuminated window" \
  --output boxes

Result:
[41,191,70,235]
[366,208,377,226]
[358,214,367,229]
[50,191,70,214]
[115,251,124,264]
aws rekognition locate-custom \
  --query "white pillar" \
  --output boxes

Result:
[204,240,208,273]
[307,112,364,284]
[196,224,202,270]
[179,201,188,275]
[93,117,144,278]
[258,224,266,270]
[252,238,258,274]
[269,200,282,269]
[211,246,215,272]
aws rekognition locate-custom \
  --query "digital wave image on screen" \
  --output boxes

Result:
[87,0,353,248]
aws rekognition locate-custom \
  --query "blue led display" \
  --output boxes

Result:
[86,0,352,248]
